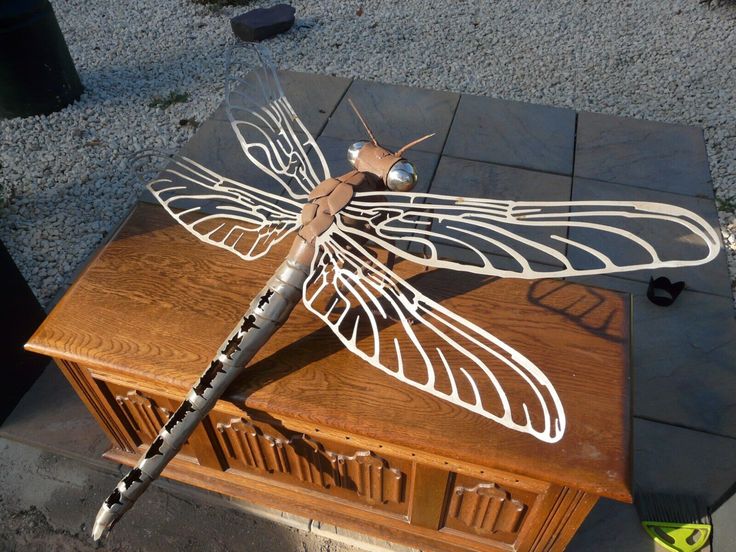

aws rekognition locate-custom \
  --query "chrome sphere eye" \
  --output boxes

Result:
[386,160,417,191]
[347,141,367,167]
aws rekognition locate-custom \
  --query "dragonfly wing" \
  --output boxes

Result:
[303,229,566,443]
[342,191,720,278]
[225,44,330,200]
[148,156,302,261]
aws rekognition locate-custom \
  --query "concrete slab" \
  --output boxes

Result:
[0,437,356,551]
[427,155,572,267]
[0,364,110,468]
[567,499,652,552]
[569,177,730,298]
[570,418,736,552]
[711,488,736,552]
[171,70,350,196]
[444,95,576,175]
[575,111,713,198]
[630,291,736,439]
[311,520,419,552]
[564,275,736,439]
[633,418,736,551]
[321,78,459,154]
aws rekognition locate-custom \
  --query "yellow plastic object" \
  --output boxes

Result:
[641,521,712,552]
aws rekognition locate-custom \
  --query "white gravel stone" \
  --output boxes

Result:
[0,0,735,308]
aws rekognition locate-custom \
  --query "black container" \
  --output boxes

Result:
[0,0,83,119]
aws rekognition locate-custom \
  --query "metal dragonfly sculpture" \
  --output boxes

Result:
[92,44,720,539]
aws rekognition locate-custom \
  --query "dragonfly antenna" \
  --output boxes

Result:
[348,99,378,146]
[395,133,435,157]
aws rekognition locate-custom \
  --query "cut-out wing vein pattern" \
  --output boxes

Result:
[303,229,566,443]
[225,45,330,200]
[148,156,302,261]
[342,192,720,278]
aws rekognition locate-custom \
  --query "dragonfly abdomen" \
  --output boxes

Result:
[92,254,312,540]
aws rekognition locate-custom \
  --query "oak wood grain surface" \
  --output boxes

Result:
[27,202,632,502]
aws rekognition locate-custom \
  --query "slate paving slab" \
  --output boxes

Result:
[444,94,576,175]
[570,418,736,552]
[172,71,351,196]
[569,177,730,298]
[567,500,653,552]
[566,276,736,440]
[427,155,572,268]
[633,418,736,519]
[321,78,459,154]
[575,111,713,199]
[0,365,110,466]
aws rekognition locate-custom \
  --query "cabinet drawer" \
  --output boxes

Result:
[98,380,199,462]
[210,411,411,517]
[441,473,544,549]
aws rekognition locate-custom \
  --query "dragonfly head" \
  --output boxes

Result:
[346,99,433,192]
[347,141,418,192]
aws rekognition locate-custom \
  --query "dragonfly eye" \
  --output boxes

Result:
[386,160,417,191]
[347,141,367,167]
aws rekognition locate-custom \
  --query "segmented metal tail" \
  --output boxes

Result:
[92,255,311,540]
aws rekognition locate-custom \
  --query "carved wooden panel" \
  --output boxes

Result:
[442,473,540,546]
[115,390,169,443]
[100,382,197,460]
[55,360,134,451]
[213,415,409,514]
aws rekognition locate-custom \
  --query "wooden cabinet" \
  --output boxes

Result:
[28,202,632,551]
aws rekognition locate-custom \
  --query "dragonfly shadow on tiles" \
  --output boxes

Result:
[92,43,721,539]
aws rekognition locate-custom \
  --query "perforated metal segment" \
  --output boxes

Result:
[148,156,302,261]
[303,229,566,444]
[342,192,720,278]
[225,44,331,200]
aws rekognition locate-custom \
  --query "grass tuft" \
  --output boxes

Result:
[148,91,190,109]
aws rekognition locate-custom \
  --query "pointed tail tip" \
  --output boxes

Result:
[91,520,107,541]
[91,507,114,541]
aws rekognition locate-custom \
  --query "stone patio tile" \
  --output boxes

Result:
[566,276,736,439]
[567,499,652,552]
[320,79,459,154]
[311,520,419,552]
[314,135,440,194]
[711,490,736,552]
[575,111,713,198]
[0,365,110,467]
[239,70,351,137]
[171,71,350,196]
[564,418,736,552]
[633,418,736,522]
[425,156,572,267]
[629,291,736,439]
[568,177,730,297]
[444,95,576,175]
[275,71,352,136]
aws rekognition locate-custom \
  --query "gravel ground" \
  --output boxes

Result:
[1,0,735,307]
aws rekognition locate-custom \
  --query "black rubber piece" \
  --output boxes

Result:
[230,4,296,42]
[647,276,685,307]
